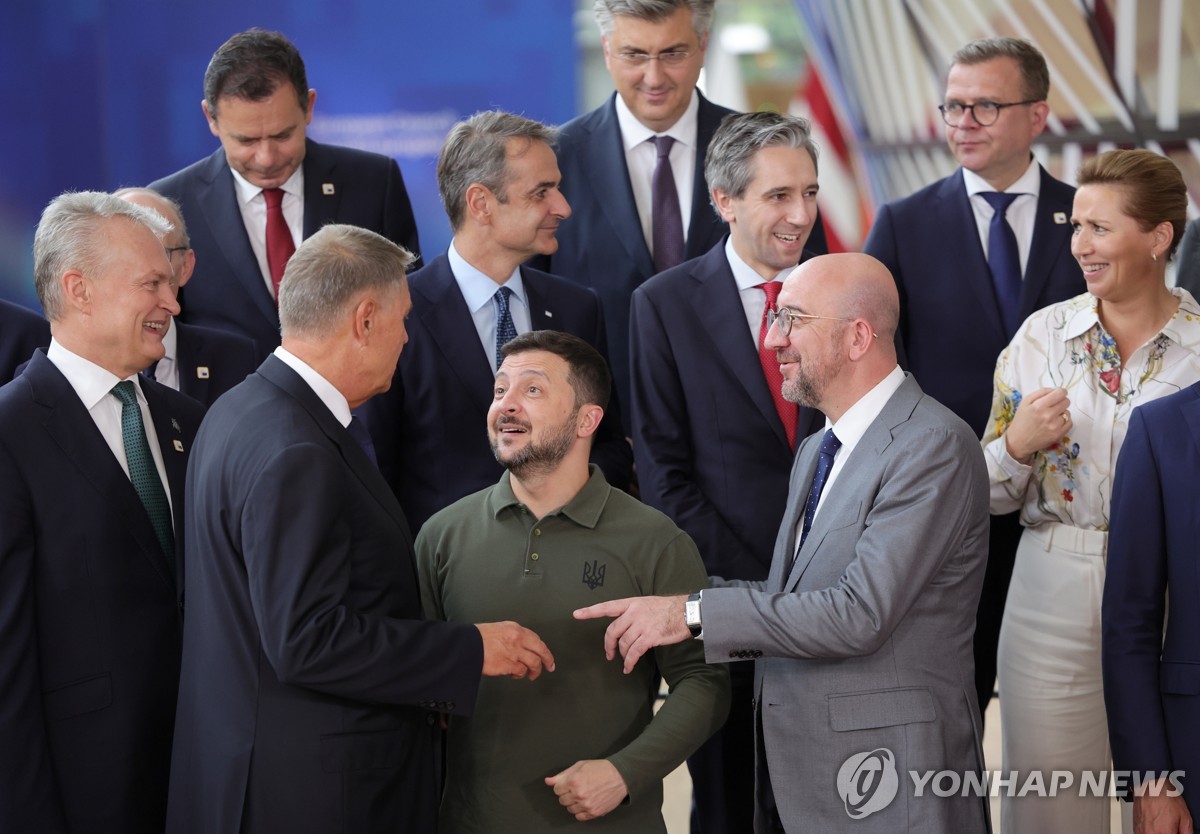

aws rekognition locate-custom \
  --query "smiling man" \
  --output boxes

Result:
[0,192,207,832]
[416,330,728,833]
[630,110,825,833]
[150,28,422,357]
[862,37,1084,723]
[357,111,631,535]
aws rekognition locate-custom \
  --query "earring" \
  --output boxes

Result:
[1152,252,1158,262]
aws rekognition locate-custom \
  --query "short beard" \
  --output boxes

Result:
[491,409,578,479]
[780,349,842,408]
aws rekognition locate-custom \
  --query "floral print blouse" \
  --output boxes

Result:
[982,288,1200,531]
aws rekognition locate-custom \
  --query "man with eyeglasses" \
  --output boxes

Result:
[862,37,1084,722]
[578,253,992,833]
[629,110,824,834]
[115,188,261,406]
[539,0,829,431]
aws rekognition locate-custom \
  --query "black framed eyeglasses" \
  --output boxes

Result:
[165,246,190,259]
[938,99,1039,127]
[614,50,692,66]
[767,306,877,340]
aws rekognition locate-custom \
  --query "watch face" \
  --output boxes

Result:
[686,600,701,628]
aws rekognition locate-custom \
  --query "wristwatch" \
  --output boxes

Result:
[685,592,703,638]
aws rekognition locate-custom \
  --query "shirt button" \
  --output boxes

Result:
[533,529,542,537]
[531,553,539,561]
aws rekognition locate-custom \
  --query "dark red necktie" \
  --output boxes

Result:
[759,281,798,449]
[263,188,295,301]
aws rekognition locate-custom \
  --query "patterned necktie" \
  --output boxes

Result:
[110,381,175,560]
[263,187,296,301]
[758,281,799,449]
[494,286,518,370]
[651,135,684,272]
[800,429,842,546]
[980,191,1022,337]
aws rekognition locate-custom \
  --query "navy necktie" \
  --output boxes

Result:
[110,380,175,560]
[980,191,1023,337]
[800,429,842,546]
[346,416,378,468]
[494,286,518,370]
[651,135,684,273]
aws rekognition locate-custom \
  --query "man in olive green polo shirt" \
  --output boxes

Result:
[417,330,728,832]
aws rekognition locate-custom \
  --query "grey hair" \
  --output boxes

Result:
[593,0,716,37]
[437,110,559,231]
[278,224,415,339]
[113,187,190,247]
[34,191,172,321]
[950,37,1050,102]
[705,111,819,208]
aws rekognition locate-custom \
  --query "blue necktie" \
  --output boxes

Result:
[494,286,518,370]
[651,135,684,273]
[110,381,175,560]
[346,416,378,468]
[980,191,1023,337]
[800,429,842,546]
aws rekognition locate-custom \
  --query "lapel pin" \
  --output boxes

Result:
[171,418,181,433]
[1053,212,1067,224]
[173,439,185,452]
[322,183,335,195]
[196,366,211,379]
[544,310,553,318]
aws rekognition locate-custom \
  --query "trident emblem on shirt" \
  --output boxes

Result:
[582,560,606,590]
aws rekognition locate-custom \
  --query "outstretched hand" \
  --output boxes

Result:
[573,595,689,674]
[476,621,555,680]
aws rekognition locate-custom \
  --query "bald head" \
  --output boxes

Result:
[115,187,193,292]
[784,253,899,346]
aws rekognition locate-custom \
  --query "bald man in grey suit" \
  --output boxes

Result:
[578,253,990,833]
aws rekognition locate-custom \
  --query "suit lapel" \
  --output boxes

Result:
[173,323,211,405]
[301,140,342,238]
[144,380,192,587]
[1180,388,1200,452]
[195,150,279,330]
[770,434,820,592]
[939,173,1008,344]
[1019,166,1075,320]
[523,268,561,331]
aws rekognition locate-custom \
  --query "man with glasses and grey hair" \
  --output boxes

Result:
[630,110,825,834]
[357,110,631,535]
[540,0,829,431]
[0,191,207,832]
[863,36,1084,724]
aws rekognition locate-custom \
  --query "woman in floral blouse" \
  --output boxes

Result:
[982,149,1197,834]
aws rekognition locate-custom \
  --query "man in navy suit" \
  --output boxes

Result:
[543,0,828,426]
[150,29,421,357]
[0,192,206,832]
[116,188,261,406]
[1103,384,1200,831]
[0,297,49,384]
[863,37,1084,718]
[359,111,632,533]
[166,224,555,834]
[631,111,824,834]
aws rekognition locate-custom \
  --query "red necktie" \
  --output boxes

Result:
[263,188,295,301]
[758,281,798,449]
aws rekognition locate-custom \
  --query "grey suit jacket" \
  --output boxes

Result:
[701,374,990,833]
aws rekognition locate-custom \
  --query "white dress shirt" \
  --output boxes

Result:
[448,241,532,369]
[615,89,699,256]
[152,321,180,391]
[47,338,174,512]
[963,157,1043,278]
[726,237,792,351]
[274,346,351,428]
[231,166,304,299]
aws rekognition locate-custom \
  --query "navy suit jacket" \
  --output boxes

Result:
[150,139,422,357]
[0,298,49,384]
[543,91,828,426]
[359,252,633,533]
[173,321,261,406]
[166,356,483,834]
[863,165,1083,434]
[631,241,822,582]
[0,351,205,833]
[1103,384,1200,819]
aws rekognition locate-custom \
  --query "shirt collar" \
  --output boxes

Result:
[46,337,144,411]
[161,319,178,362]
[230,164,305,207]
[272,346,351,427]
[615,88,700,152]
[725,236,792,291]
[962,156,1042,198]
[1061,287,1200,354]
[825,365,906,448]
[487,464,610,528]
[448,240,526,314]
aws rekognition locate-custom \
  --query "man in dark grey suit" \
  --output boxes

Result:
[0,297,49,384]
[579,253,991,833]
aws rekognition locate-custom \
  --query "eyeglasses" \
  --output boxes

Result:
[938,99,1039,127]
[166,246,190,259]
[614,50,692,66]
[767,306,878,340]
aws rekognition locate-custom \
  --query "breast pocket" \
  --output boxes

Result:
[43,672,112,721]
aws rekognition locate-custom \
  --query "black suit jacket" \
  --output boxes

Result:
[543,91,828,424]
[172,321,262,406]
[359,253,633,533]
[631,241,822,581]
[0,351,205,833]
[150,140,422,357]
[863,166,1084,434]
[166,356,483,834]
[0,298,49,384]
